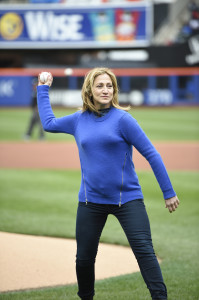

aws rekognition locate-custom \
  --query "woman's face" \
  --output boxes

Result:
[91,73,113,110]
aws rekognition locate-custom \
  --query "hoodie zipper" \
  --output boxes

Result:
[82,172,88,205]
[119,153,127,207]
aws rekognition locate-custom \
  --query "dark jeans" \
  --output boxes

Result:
[76,200,167,300]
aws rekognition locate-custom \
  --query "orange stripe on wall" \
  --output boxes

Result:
[0,67,199,77]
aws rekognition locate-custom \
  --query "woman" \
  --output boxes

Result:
[37,67,179,300]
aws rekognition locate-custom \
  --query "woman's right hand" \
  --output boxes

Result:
[38,72,53,87]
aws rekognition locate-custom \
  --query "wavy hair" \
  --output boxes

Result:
[81,67,130,113]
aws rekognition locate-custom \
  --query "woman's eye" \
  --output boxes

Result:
[96,85,112,88]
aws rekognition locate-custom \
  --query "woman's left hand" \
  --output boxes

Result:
[165,196,180,213]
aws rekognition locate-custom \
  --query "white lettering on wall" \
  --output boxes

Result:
[25,12,84,41]
[147,89,173,105]
[49,90,82,107]
[0,80,14,97]
[185,35,199,65]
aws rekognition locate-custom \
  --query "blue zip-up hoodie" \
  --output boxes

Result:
[37,85,176,205]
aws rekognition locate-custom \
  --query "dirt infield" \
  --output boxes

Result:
[0,141,198,293]
[0,232,140,293]
[0,141,199,170]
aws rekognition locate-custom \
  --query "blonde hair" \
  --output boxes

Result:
[81,67,130,114]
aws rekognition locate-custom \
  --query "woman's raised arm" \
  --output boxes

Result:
[37,72,80,135]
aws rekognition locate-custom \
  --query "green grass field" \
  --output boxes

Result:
[0,107,198,141]
[0,170,199,300]
[0,107,199,299]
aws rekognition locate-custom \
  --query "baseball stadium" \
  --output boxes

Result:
[0,0,199,299]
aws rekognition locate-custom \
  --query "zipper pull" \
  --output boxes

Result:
[119,202,121,207]
[86,199,88,205]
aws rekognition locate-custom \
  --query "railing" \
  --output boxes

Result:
[0,67,199,106]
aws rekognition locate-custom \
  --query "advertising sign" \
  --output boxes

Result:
[0,76,32,106]
[0,3,152,48]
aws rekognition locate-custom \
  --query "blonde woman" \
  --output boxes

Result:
[37,68,179,300]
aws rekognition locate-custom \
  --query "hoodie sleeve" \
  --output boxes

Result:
[119,112,176,200]
[37,85,80,135]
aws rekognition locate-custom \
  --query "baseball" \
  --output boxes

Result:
[64,68,73,76]
[40,72,50,84]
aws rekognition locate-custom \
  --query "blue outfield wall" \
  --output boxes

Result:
[0,74,198,107]
[0,76,33,106]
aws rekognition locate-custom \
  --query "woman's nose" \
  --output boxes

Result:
[102,87,108,93]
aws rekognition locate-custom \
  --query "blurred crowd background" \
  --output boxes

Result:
[0,0,199,107]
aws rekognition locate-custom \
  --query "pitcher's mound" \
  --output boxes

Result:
[0,232,140,292]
